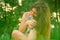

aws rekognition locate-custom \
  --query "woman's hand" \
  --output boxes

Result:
[26,20,36,27]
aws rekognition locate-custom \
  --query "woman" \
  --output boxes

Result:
[26,1,51,40]
[12,7,37,40]
[12,1,51,40]
[32,1,51,40]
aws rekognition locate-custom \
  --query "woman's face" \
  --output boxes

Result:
[31,8,37,17]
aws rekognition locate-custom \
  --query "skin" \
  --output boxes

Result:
[12,8,37,40]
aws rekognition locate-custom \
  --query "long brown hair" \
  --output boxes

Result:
[31,1,51,40]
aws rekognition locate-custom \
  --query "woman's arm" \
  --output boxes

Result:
[19,21,28,33]
[19,12,30,33]
[19,20,36,32]
[19,13,27,33]
[19,12,36,33]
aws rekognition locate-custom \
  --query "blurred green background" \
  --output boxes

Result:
[0,0,60,40]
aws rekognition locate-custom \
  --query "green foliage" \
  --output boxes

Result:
[0,0,60,40]
[0,34,12,40]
